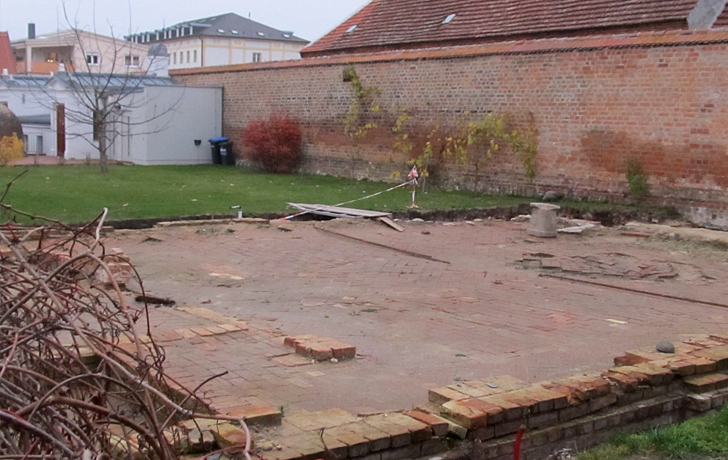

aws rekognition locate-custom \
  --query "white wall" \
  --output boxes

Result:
[3,89,48,155]
[0,83,96,159]
[20,125,51,154]
[107,85,222,165]
[143,86,223,164]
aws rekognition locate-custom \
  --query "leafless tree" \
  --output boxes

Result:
[24,1,178,172]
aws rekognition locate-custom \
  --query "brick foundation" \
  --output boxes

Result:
[245,333,728,460]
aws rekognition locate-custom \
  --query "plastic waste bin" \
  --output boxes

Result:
[208,137,228,165]
[219,141,234,166]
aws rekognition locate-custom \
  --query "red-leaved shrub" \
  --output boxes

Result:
[242,113,302,173]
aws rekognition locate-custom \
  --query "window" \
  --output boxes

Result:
[193,50,197,62]
[179,51,183,63]
[443,14,457,24]
[86,52,100,65]
[252,52,261,63]
[125,54,140,67]
[173,52,177,65]
[186,50,190,63]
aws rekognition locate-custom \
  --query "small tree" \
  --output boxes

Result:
[242,113,302,173]
[444,112,539,188]
[392,109,449,190]
[26,2,174,173]
[343,66,380,177]
[625,156,650,201]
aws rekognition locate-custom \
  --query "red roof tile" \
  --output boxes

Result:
[0,32,17,74]
[715,6,728,28]
[303,0,712,57]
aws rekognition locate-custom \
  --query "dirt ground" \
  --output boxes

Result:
[107,217,728,419]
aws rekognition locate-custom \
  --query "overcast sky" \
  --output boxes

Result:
[0,0,370,43]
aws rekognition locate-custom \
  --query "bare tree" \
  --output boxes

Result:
[20,2,177,172]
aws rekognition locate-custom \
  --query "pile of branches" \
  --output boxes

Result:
[0,201,249,459]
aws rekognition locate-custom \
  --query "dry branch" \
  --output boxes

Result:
[0,206,250,460]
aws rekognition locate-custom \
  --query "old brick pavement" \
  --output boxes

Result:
[107,218,728,419]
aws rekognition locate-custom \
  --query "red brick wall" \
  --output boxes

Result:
[175,30,728,225]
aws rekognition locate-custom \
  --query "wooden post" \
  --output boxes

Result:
[55,103,65,158]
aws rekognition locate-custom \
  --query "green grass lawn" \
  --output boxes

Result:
[1,164,533,225]
[580,406,728,460]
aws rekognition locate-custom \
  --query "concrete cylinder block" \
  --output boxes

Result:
[528,202,560,238]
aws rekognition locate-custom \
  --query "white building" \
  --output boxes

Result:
[11,25,152,75]
[0,72,222,165]
[126,12,309,69]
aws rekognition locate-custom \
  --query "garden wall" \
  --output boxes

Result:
[173,29,728,229]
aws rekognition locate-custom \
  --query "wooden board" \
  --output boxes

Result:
[377,216,404,232]
[287,203,392,219]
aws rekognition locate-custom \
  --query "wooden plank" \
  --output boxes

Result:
[287,203,391,218]
[377,216,404,232]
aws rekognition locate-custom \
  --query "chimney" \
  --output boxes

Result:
[28,23,36,39]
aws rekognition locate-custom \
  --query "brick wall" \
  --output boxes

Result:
[174,30,728,228]
[190,332,728,460]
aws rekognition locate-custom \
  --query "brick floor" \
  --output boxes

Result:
[110,218,728,417]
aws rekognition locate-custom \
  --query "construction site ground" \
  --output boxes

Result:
[109,217,728,423]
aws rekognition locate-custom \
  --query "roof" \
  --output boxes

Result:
[9,29,130,48]
[55,72,177,92]
[17,114,51,126]
[128,12,309,44]
[0,72,176,92]
[0,74,52,88]
[11,29,78,47]
[303,0,723,57]
[0,32,17,74]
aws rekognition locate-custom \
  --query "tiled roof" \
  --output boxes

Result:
[129,13,308,44]
[715,6,728,27]
[303,0,710,56]
[0,32,17,74]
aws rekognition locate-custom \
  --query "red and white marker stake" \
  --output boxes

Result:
[408,165,419,208]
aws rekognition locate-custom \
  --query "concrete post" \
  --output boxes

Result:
[528,202,560,238]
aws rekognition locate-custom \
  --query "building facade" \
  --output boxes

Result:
[126,13,309,69]
[11,25,152,75]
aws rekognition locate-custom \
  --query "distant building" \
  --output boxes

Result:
[11,24,153,75]
[126,12,309,69]
[0,72,222,164]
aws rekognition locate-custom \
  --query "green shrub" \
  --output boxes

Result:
[625,157,649,201]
